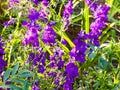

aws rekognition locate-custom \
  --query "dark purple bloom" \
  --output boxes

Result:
[28,8,39,21]
[63,0,73,30]
[0,37,7,73]
[38,65,45,73]
[32,0,39,5]
[49,47,64,69]
[22,21,41,47]
[63,0,73,19]
[22,21,28,26]
[42,24,56,45]
[47,72,57,77]
[63,82,73,90]
[65,63,79,79]
[57,60,64,70]
[54,78,60,85]
[28,53,35,61]
[41,0,49,6]
[61,38,67,45]
[70,31,88,63]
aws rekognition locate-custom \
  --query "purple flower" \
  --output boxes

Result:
[70,31,88,63]
[63,82,73,90]
[32,84,40,90]
[32,0,39,5]
[85,0,98,11]
[61,38,67,45]
[85,0,110,46]
[65,63,79,79]
[63,0,73,19]
[22,21,41,47]
[41,0,49,6]
[39,0,49,22]
[49,47,64,69]
[3,18,15,27]
[42,24,56,45]
[47,72,57,77]
[38,65,45,73]
[63,0,73,30]
[57,60,64,70]
[28,8,39,21]
[27,51,46,74]
[0,37,7,73]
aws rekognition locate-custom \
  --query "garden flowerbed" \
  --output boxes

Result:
[0,0,120,90]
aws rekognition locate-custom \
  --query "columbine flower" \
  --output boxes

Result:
[63,0,73,30]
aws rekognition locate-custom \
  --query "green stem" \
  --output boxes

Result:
[84,2,89,34]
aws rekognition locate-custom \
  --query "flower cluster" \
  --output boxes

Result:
[70,31,88,63]
[63,63,79,90]
[39,0,49,22]
[90,4,110,35]
[85,0,110,46]
[0,37,7,73]
[22,21,41,47]
[63,0,73,30]
[27,50,46,73]
[22,8,41,47]
[42,23,56,45]
[32,0,39,5]
[49,47,64,70]
[28,8,40,21]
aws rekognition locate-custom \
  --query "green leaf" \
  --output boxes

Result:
[89,53,96,60]
[23,83,29,90]
[54,26,75,48]
[1,84,22,90]
[71,14,82,23]
[98,57,110,70]
[11,63,19,75]
[3,69,11,82]
[8,78,27,85]
[17,69,35,77]
[18,69,32,74]
[17,73,35,78]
